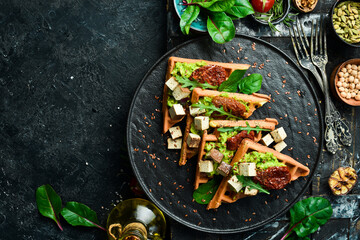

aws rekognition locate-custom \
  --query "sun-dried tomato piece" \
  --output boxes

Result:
[226,131,255,150]
[212,96,247,117]
[253,166,291,190]
[190,65,226,86]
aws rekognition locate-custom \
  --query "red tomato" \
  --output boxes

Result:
[251,0,275,13]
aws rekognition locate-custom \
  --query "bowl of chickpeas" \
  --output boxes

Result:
[331,58,360,106]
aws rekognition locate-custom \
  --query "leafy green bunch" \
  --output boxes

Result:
[36,184,105,231]
[180,0,255,44]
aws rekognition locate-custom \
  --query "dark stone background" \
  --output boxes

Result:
[0,0,166,239]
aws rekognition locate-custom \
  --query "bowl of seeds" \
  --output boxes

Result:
[331,0,360,47]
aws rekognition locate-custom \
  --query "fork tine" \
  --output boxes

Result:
[322,16,327,55]
[296,19,310,58]
[291,24,305,59]
[315,19,319,54]
[319,16,324,54]
[310,20,315,58]
[299,18,309,48]
[289,28,302,64]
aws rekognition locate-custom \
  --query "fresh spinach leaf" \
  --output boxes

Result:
[217,121,271,134]
[193,176,221,204]
[225,0,255,18]
[61,202,106,231]
[238,73,262,94]
[193,0,220,8]
[236,175,270,194]
[206,0,236,12]
[207,12,235,44]
[280,197,333,240]
[180,4,200,35]
[218,69,247,92]
[36,184,63,231]
[176,76,218,90]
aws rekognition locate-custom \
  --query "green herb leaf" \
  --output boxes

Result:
[236,175,270,194]
[36,184,63,231]
[61,202,106,231]
[238,73,262,94]
[192,103,242,119]
[180,5,200,35]
[205,0,236,12]
[176,76,218,90]
[193,0,220,8]
[218,69,247,92]
[217,122,271,134]
[193,176,222,204]
[225,0,255,18]
[280,197,333,239]
[207,12,235,44]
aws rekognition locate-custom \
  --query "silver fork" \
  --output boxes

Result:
[289,19,338,154]
[310,17,352,148]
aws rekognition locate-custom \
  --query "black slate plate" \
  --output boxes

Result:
[127,35,323,234]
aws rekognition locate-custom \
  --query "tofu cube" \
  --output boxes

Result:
[244,186,258,196]
[228,175,243,193]
[274,141,287,152]
[169,126,182,139]
[186,133,201,148]
[167,138,182,149]
[199,160,214,173]
[261,133,274,146]
[216,162,232,177]
[270,127,287,143]
[169,104,185,120]
[165,77,179,91]
[208,149,224,163]
[239,162,257,177]
[189,106,206,117]
[172,86,191,101]
[194,116,209,130]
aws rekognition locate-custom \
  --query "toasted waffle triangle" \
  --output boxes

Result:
[194,119,278,189]
[207,139,310,209]
[191,88,270,119]
[162,57,250,133]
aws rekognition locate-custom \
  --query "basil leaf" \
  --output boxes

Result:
[238,73,262,94]
[289,197,333,237]
[61,202,106,231]
[193,177,221,204]
[207,12,235,44]
[218,69,247,92]
[236,175,270,194]
[36,184,63,231]
[206,0,236,12]
[180,5,200,35]
[225,0,255,19]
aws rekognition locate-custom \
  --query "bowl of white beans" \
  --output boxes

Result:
[331,58,360,106]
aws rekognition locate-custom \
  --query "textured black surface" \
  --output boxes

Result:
[0,0,166,239]
[127,35,323,233]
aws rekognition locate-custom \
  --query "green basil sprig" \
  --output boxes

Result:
[180,0,254,44]
[238,73,262,94]
[280,197,333,240]
[218,69,247,92]
[36,185,106,231]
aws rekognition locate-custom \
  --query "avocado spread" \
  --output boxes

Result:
[233,152,285,175]
[170,61,207,78]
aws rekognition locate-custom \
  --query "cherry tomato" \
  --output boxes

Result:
[251,0,275,13]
